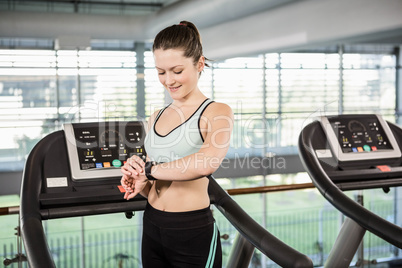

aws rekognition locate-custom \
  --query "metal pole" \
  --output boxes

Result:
[395,46,401,124]
[55,50,60,123]
[81,217,85,268]
[324,217,366,268]
[355,191,365,266]
[135,42,146,119]
[76,49,82,121]
[226,233,255,268]
[338,44,344,115]
[262,53,268,268]
[277,53,282,147]
[394,44,402,259]
[318,208,324,266]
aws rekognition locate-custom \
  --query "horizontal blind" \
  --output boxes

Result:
[213,57,264,114]
[0,49,137,169]
[144,51,165,117]
[69,50,137,121]
[280,53,340,114]
[265,53,280,114]
[0,50,58,169]
[342,54,396,115]
[213,57,264,155]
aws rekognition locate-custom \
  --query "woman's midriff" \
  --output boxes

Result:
[147,177,210,212]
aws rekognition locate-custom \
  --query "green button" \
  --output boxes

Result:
[112,159,122,167]
[363,145,371,152]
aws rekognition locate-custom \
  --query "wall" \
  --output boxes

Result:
[0,171,23,196]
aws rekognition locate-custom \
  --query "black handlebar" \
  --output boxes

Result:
[208,176,313,268]
[298,121,402,248]
[20,131,60,268]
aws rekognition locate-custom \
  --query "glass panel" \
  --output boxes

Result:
[213,68,264,114]
[0,49,138,168]
[343,54,396,115]
[266,69,280,113]
[44,213,143,267]
[280,53,340,114]
[144,51,165,117]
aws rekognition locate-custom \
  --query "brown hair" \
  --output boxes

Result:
[152,20,209,67]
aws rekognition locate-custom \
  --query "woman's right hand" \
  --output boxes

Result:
[120,174,134,199]
[120,156,148,200]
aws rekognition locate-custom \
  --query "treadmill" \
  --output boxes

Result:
[298,114,402,267]
[20,121,313,268]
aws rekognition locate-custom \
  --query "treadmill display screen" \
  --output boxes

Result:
[64,121,146,180]
[72,122,145,170]
[328,115,393,153]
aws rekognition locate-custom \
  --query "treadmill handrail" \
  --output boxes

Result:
[298,121,402,248]
[20,131,61,268]
[208,175,313,268]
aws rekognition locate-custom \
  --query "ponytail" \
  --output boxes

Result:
[152,21,210,67]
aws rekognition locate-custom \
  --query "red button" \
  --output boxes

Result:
[118,185,126,193]
[371,146,377,151]
[376,165,391,172]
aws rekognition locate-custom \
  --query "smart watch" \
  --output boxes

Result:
[145,161,157,181]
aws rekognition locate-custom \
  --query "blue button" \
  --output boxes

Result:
[95,163,103,168]
[352,148,358,152]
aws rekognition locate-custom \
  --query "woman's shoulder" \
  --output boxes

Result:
[146,108,162,131]
[150,108,162,120]
[204,100,233,119]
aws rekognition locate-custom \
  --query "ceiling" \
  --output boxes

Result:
[0,0,402,59]
[0,0,182,16]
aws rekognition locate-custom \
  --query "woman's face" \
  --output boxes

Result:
[154,49,204,100]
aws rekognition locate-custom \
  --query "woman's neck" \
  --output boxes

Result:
[172,88,207,108]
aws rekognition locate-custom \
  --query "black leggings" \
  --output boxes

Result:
[142,202,222,268]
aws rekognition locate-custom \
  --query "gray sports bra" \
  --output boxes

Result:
[144,99,214,163]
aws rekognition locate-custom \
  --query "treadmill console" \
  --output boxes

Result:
[64,121,146,180]
[320,114,401,163]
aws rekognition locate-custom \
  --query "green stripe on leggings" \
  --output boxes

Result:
[206,222,218,268]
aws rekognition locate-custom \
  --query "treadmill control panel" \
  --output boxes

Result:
[64,121,146,180]
[328,116,393,153]
[320,115,401,162]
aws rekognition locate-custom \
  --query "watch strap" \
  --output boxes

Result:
[145,161,157,181]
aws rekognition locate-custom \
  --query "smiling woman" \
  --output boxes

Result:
[120,21,233,268]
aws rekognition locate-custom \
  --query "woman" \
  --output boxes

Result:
[121,21,233,267]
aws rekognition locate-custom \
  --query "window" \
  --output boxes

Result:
[0,47,397,170]
[0,50,137,170]
[343,54,396,114]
